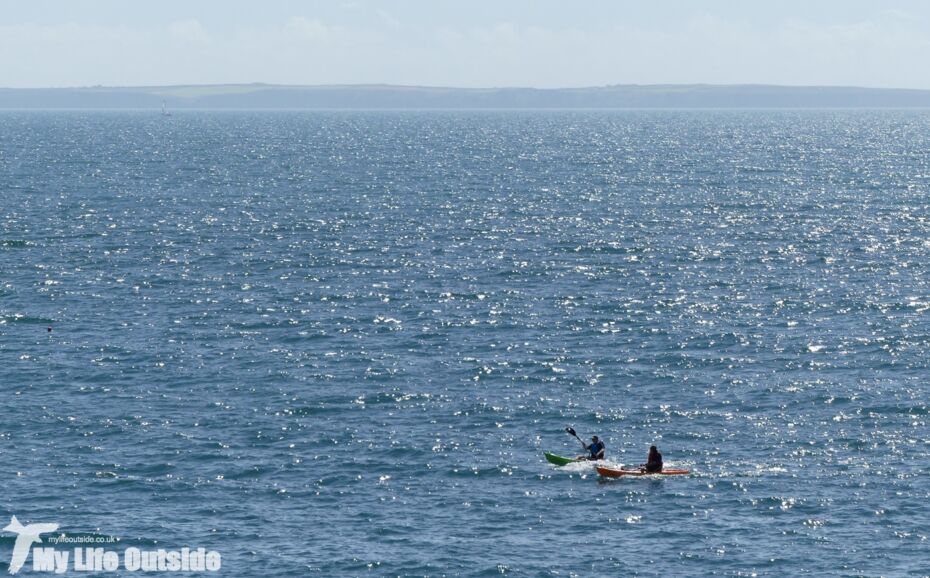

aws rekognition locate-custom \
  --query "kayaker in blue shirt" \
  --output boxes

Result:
[582,436,605,461]
[641,445,663,473]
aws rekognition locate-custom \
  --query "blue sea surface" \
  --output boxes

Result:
[1,110,930,576]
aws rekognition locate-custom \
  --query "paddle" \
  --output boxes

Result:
[565,426,587,449]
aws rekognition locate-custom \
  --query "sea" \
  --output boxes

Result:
[1,110,929,577]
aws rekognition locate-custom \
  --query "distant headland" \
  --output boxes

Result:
[2,83,930,109]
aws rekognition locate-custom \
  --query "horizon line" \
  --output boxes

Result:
[3,82,930,92]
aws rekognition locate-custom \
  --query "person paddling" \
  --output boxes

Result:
[581,435,605,461]
[564,427,605,461]
[641,445,663,473]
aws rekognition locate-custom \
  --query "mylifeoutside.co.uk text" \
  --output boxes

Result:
[47,534,117,545]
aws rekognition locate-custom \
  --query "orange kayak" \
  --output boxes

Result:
[596,465,690,478]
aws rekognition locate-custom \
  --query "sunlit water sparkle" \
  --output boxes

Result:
[1,111,930,576]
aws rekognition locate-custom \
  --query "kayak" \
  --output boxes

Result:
[544,452,577,466]
[596,465,690,478]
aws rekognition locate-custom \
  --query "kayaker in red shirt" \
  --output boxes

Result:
[642,445,663,473]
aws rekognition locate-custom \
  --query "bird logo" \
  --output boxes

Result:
[3,516,59,574]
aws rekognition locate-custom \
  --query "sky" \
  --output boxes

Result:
[2,0,930,89]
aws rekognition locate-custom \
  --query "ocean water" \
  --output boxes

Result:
[1,110,930,577]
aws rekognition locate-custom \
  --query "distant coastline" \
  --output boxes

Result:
[3,83,930,109]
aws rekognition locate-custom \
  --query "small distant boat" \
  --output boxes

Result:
[162,101,171,116]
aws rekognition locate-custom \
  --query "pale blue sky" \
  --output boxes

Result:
[2,0,929,89]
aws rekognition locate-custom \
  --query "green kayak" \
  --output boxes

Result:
[544,452,577,466]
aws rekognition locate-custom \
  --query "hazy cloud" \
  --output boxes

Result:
[1,2,929,88]
[168,19,211,45]
[283,17,332,41]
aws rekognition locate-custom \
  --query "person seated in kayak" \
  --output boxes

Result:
[580,436,605,461]
[641,445,663,473]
